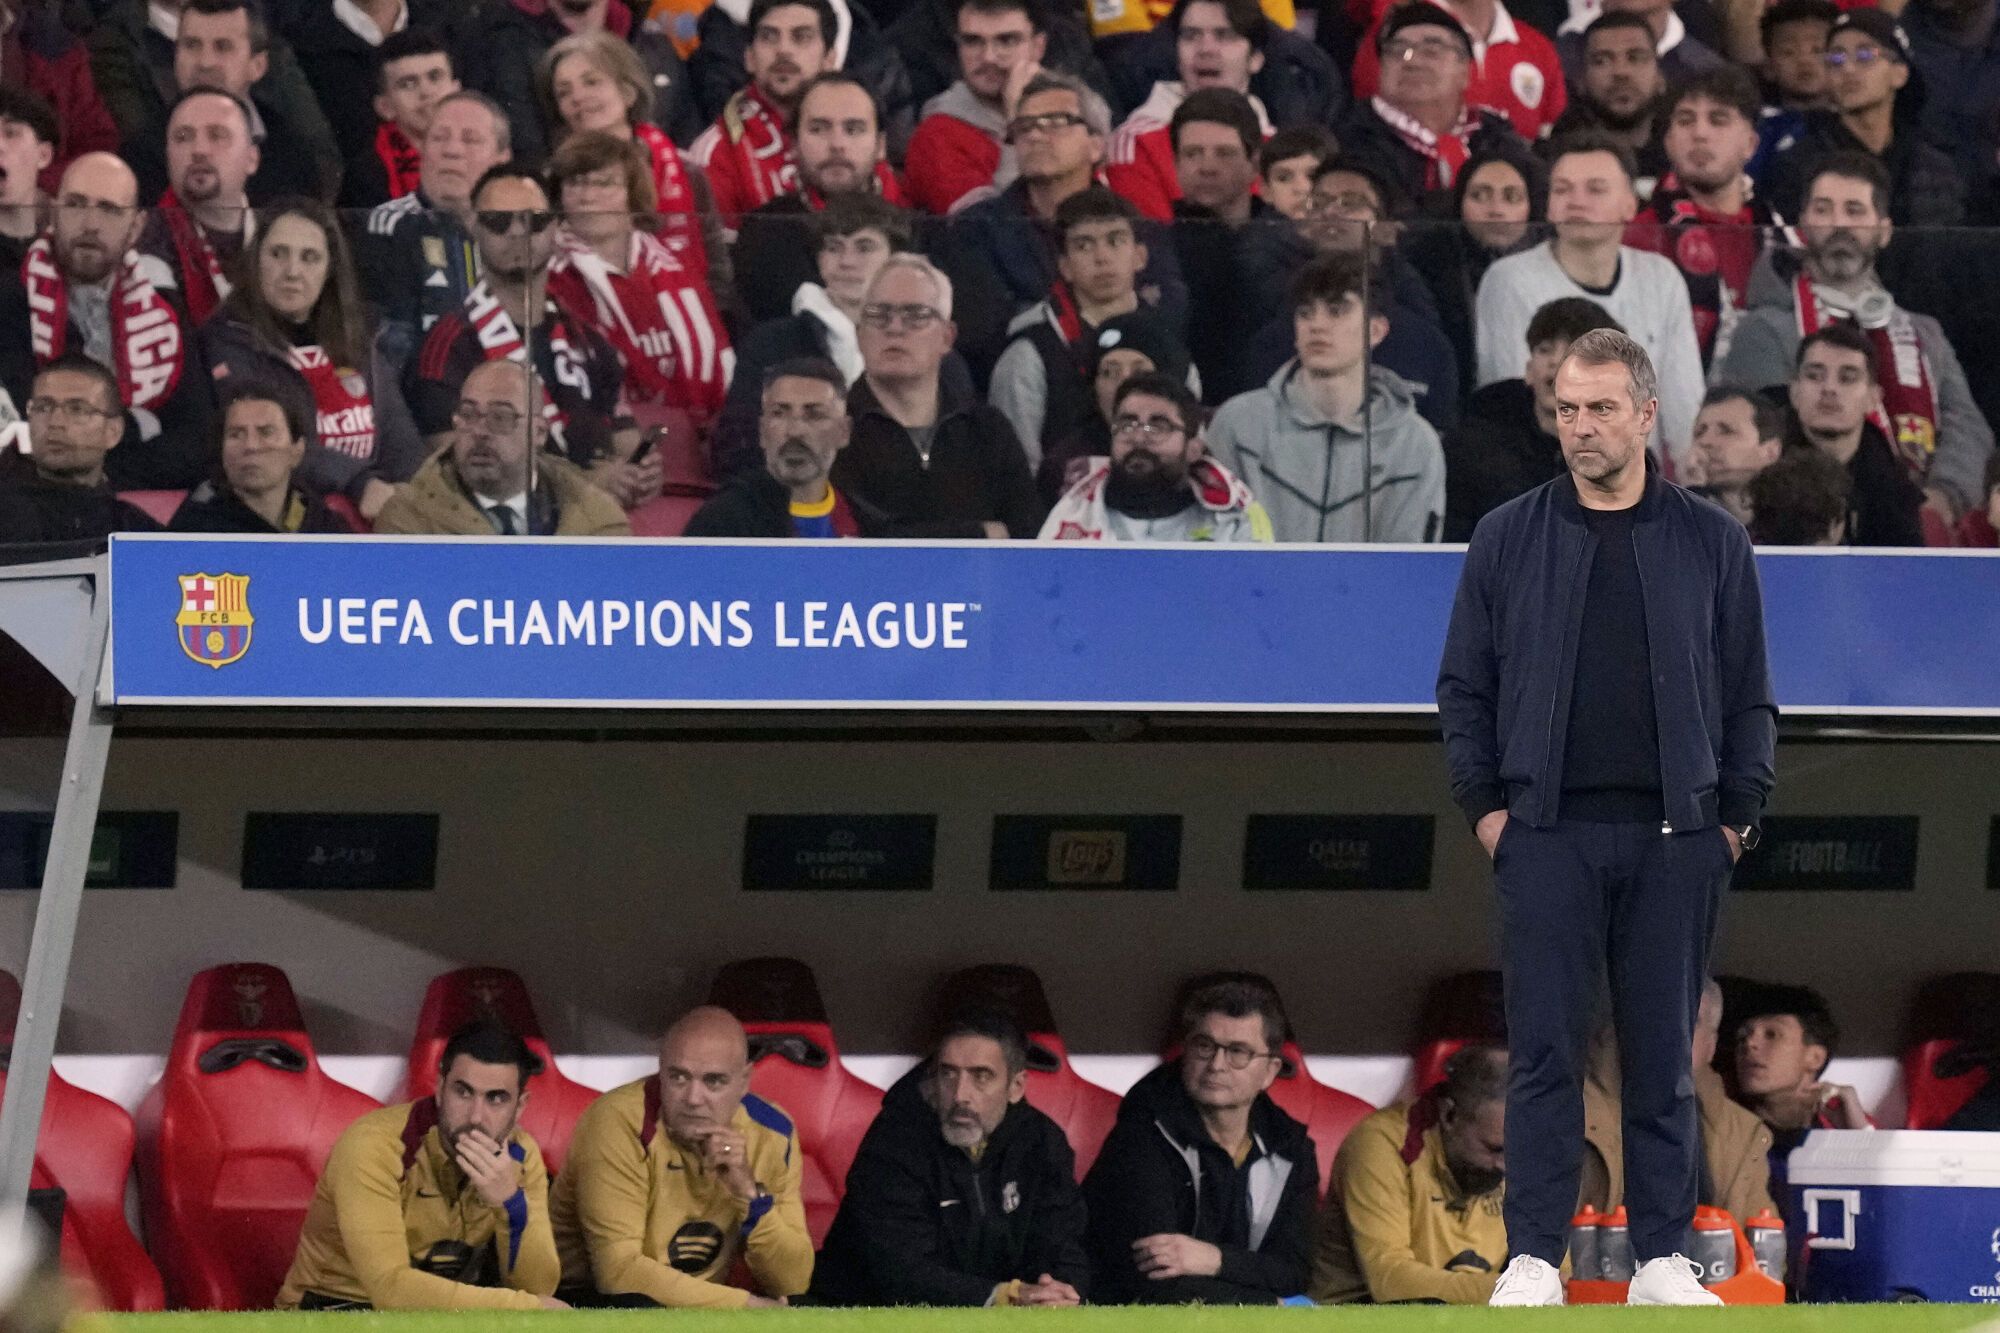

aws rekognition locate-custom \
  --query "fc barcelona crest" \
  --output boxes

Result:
[176,573,254,668]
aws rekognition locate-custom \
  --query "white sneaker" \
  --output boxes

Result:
[1628,1254,1725,1306]
[1489,1255,1565,1306]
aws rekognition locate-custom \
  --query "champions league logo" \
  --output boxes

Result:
[176,573,254,668]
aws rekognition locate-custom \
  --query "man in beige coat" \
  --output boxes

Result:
[374,360,629,537]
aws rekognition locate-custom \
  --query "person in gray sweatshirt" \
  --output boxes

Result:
[1204,251,1446,543]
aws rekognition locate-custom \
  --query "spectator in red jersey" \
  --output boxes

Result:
[1336,2,1523,211]
[1626,66,1778,368]
[904,0,1050,216]
[687,357,883,536]
[539,30,731,302]
[136,88,258,327]
[688,0,839,225]
[0,87,56,273]
[547,132,735,459]
[1256,124,1337,222]
[1107,0,1273,222]
[0,0,119,195]
[200,198,421,520]
[339,31,460,212]
[1349,0,1566,141]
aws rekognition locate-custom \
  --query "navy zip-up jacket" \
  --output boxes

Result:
[1436,471,1777,833]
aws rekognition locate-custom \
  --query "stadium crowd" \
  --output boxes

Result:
[3,0,2000,548]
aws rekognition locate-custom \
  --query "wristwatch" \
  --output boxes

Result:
[1728,823,1761,851]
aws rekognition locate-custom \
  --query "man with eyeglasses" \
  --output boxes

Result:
[1348,0,1564,141]
[0,152,212,490]
[1336,1,1523,210]
[905,0,1050,215]
[1765,8,1965,227]
[834,254,1043,537]
[551,1006,808,1308]
[689,0,840,225]
[688,357,882,535]
[1107,0,1273,222]
[373,359,628,535]
[1084,978,1319,1304]
[0,355,162,543]
[407,166,643,502]
[1042,369,1269,540]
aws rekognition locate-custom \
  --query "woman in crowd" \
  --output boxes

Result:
[546,132,735,482]
[538,29,731,305]
[1404,145,1548,395]
[199,198,420,520]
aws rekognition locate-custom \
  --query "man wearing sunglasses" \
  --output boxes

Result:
[1084,978,1319,1304]
[0,355,162,543]
[406,166,648,505]
[1765,9,1965,227]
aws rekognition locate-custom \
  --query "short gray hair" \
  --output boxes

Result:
[1564,327,1656,409]
[867,252,953,319]
[433,89,512,156]
[1017,70,1112,138]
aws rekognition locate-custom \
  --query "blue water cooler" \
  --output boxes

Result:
[1788,1130,2000,1303]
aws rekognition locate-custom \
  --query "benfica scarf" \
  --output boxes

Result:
[286,344,376,460]
[1794,273,1939,475]
[634,122,711,279]
[463,279,601,451]
[1369,95,1477,190]
[1044,455,1255,540]
[155,189,233,325]
[802,162,910,210]
[21,236,184,422]
[715,84,797,210]
[547,228,731,421]
[374,123,423,201]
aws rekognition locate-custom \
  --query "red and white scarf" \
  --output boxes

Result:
[715,84,798,210]
[1795,273,1939,476]
[1369,95,1478,190]
[463,278,604,449]
[155,189,234,325]
[21,236,185,424]
[1043,455,1256,540]
[285,344,376,460]
[374,123,424,201]
[802,162,909,210]
[546,227,731,422]
[634,122,711,279]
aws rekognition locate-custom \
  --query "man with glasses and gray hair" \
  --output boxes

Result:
[1437,328,1775,1307]
[832,254,1043,538]
[1084,976,1319,1304]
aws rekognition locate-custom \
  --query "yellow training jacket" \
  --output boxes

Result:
[550,1078,812,1308]
[276,1099,560,1310]
[1309,1102,1507,1305]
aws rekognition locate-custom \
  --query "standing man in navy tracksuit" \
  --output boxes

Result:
[1436,328,1776,1308]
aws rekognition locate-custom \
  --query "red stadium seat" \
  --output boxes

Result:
[1265,1042,1374,1200]
[116,490,186,525]
[1900,972,2000,1129]
[135,963,380,1310]
[321,493,370,533]
[0,972,164,1311]
[1412,970,1505,1094]
[709,958,881,1245]
[397,966,599,1173]
[934,965,1122,1179]
[626,493,705,537]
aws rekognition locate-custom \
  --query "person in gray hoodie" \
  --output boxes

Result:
[1714,152,1993,524]
[1204,251,1446,543]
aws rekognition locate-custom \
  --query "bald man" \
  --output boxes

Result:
[1,152,212,488]
[549,1007,811,1308]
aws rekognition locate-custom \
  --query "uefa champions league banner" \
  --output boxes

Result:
[106,536,2000,714]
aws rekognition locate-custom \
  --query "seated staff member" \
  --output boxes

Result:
[551,1006,811,1308]
[276,1022,565,1311]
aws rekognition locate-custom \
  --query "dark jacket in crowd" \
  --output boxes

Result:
[1437,470,1778,834]
[87,0,342,204]
[1778,414,1926,548]
[811,1064,1091,1306]
[884,0,1112,147]
[690,0,907,133]
[1403,223,1541,402]
[167,480,355,533]
[1764,110,1966,229]
[1101,21,1344,133]
[1172,198,1277,406]
[454,0,699,167]
[1905,1,2000,218]
[1336,102,1523,212]
[1443,378,1563,542]
[0,451,163,545]
[2,2,121,195]
[1545,100,1669,190]
[282,0,452,200]
[831,377,1044,538]
[1084,1062,1320,1305]
[682,469,884,537]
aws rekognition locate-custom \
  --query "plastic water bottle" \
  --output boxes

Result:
[1599,1207,1635,1280]
[1568,1206,1602,1281]
[1745,1208,1787,1281]
[1686,1206,1738,1284]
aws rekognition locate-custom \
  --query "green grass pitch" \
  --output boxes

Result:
[95,1309,2000,1332]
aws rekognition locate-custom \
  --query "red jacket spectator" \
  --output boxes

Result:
[1106,82,1269,222]
[2,2,119,194]
[692,81,905,223]
[1350,0,1565,141]
[904,81,1011,215]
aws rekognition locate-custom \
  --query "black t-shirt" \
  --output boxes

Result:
[1559,503,1664,822]
[405,303,625,465]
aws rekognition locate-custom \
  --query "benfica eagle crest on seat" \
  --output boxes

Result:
[176,573,254,668]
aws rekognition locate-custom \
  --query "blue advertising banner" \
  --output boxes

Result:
[106,536,2000,714]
